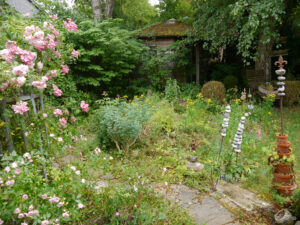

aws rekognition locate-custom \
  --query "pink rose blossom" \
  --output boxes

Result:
[0,219,3,225]
[57,202,64,207]
[59,117,67,128]
[65,109,69,115]
[70,166,76,171]
[21,223,28,225]
[36,61,43,72]
[63,18,78,32]
[11,76,26,87]
[62,212,69,218]
[49,196,60,204]
[116,212,120,216]
[81,179,86,184]
[19,50,37,66]
[74,137,78,142]
[0,49,13,62]
[18,213,25,219]
[53,108,63,117]
[52,84,63,97]
[42,194,48,199]
[41,220,50,225]
[23,152,31,159]
[58,137,63,142]
[78,203,84,208]
[14,208,21,214]
[51,70,58,78]
[80,101,89,112]
[32,76,48,90]
[23,13,31,17]
[22,194,28,200]
[12,101,29,115]
[43,113,48,118]
[4,166,10,172]
[6,41,18,54]
[61,64,69,74]
[53,14,58,20]
[71,116,76,122]
[72,50,79,58]
[14,168,21,174]
[12,64,29,76]
[75,170,80,175]
[6,180,15,186]
[28,205,34,211]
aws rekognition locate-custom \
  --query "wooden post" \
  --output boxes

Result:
[1,99,15,153]
[196,44,200,85]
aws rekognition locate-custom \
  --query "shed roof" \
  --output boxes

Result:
[139,19,192,38]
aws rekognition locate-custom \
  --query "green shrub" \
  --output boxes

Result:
[290,189,300,219]
[165,79,181,103]
[284,81,300,106]
[179,82,201,99]
[201,81,226,102]
[223,75,238,89]
[148,102,180,134]
[95,99,152,153]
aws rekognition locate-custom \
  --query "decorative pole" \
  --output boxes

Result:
[275,56,287,135]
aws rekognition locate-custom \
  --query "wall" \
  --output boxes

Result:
[6,0,38,16]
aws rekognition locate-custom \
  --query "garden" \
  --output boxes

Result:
[0,0,300,225]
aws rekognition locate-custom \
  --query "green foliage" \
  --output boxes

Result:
[95,98,152,153]
[164,79,180,103]
[179,82,201,99]
[223,75,238,89]
[157,0,194,22]
[290,189,300,219]
[68,20,147,96]
[113,0,158,28]
[192,0,286,62]
[201,81,226,102]
[284,81,300,106]
[148,102,180,134]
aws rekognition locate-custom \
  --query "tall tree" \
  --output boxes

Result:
[157,0,193,22]
[104,0,114,18]
[91,0,102,22]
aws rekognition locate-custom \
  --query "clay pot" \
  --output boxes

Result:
[277,148,292,158]
[277,142,291,153]
[273,172,294,184]
[275,163,292,174]
[276,134,288,144]
[277,183,297,196]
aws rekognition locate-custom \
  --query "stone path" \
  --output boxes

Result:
[153,184,238,225]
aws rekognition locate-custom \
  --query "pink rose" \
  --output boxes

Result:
[14,208,21,214]
[72,50,79,58]
[61,64,69,74]
[12,64,29,76]
[14,168,21,174]
[71,116,76,122]
[80,101,89,112]
[12,101,29,115]
[53,108,63,117]
[78,203,84,208]
[18,213,25,219]
[62,212,69,218]
[53,14,58,20]
[59,117,67,128]
[41,220,50,225]
[22,194,28,200]
[43,113,48,118]
[0,49,13,62]
[42,194,48,199]
[52,84,63,97]
[63,18,77,32]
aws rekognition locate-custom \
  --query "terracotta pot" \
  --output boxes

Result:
[277,142,291,153]
[273,172,294,184]
[276,134,288,144]
[277,184,297,196]
[275,163,292,174]
[277,148,292,158]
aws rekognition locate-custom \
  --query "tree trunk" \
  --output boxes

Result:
[195,44,200,85]
[104,0,114,18]
[255,41,272,82]
[91,0,102,22]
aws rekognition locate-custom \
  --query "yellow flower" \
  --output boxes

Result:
[0,121,5,127]
[268,112,272,115]
[196,93,203,98]
[207,98,211,103]
[123,95,128,98]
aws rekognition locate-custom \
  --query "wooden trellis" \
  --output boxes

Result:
[0,90,49,156]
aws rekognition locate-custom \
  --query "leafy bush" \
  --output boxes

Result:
[290,189,300,219]
[284,81,300,106]
[179,82,201,99]
[165,79,181,103]
[148,102,180,134]
[95,98,152,153]
[223,75,238,89]
[67,20,147,96]
[201,81,226,102]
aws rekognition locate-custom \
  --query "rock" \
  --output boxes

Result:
[189,156,198,162]
[101,173,115,180]
[274,209,296,225]
[215,183,275,213]
[94,180,109,189]
[186,161,204,171]
[295,221,300,225]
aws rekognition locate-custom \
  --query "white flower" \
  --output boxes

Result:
[81,179,86,184]
[78,203,84,208]
[50,133,55,137]
[109,156,113,160]
[70,166,76,171]
[4,166,10,172]
[165,182,168,186]
[75,170,80,175]
[11,162,18,168]
[57,137,63,142]
[163,168,167,172]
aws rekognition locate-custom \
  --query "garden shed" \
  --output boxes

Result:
[139,19,203,84]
